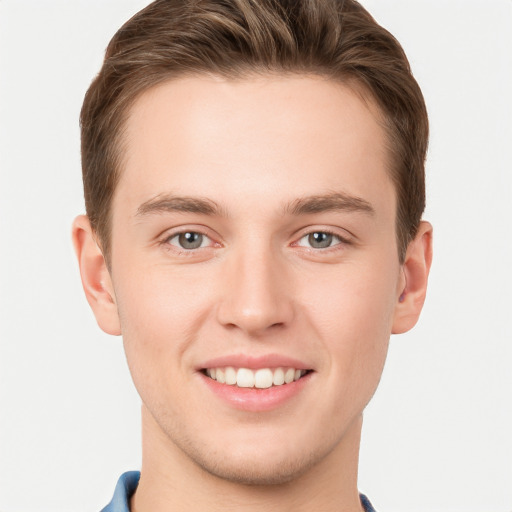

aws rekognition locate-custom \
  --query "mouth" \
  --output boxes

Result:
[201,366,312,389]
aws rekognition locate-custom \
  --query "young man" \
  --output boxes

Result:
[73,0,432,510]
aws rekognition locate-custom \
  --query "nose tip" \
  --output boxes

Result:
[216,253,294,336]
[222,304,286,334]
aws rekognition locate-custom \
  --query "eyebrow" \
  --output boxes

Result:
[135,191,375,218]
[136,195,225,217]
[284,192,375,216]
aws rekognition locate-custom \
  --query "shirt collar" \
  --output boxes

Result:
[101,471,377,512]
[100,471,140,512]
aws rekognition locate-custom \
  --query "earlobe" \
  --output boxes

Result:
[72,215,121,336]
[392,221,433,334]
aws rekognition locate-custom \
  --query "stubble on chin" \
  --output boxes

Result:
[152,413,350,488]
[185,443,326,487]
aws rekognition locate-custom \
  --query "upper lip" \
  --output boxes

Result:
[198,353,312,371]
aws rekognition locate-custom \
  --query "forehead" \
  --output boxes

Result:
[115,74,394,217]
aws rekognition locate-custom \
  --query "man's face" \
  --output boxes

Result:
[108,75,404,483]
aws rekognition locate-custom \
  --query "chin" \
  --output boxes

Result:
[190,446,323,486]
[169,424,339,487]
[143,398,361,487]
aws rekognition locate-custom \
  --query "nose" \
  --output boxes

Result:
[216,246,295,337]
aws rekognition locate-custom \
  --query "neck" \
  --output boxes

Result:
[131,406,365,512]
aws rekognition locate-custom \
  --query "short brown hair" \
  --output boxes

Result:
[80,0,428,263]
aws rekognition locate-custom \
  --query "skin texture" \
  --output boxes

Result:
[73,75,432,512]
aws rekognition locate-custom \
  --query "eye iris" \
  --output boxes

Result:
[308,232,333,248]
[178,232,203,249]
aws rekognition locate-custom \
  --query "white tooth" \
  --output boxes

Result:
[255,368,273,389]
[210,368,216,379]
[237,368,255,388]
[273,367,285,386]
[225,366,237,385]
[294,369,302,381]
[216,368,226,384]
[284,368,295,384]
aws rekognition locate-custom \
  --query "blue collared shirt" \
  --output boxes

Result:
[101,471,377,511]
[101,472,140,512]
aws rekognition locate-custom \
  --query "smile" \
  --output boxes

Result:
[203,367,310,389]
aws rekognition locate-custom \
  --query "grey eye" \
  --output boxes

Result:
[175,232,204,249]
[307,232,334,248]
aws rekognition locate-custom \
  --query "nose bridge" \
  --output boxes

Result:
[217,241,293,335]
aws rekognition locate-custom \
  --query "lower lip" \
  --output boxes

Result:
[200,372,312,412]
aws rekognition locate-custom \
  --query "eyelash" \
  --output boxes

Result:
[160,229,217,255]
[159,228,351,255]
[293,229,351,251]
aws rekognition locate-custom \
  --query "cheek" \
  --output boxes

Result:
[300,259,398,389]
[303,256,399,332]
[115,261,210,330]
[112,265,212,387]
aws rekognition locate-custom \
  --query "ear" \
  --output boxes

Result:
[392,221,433,334]
[72,215,121,336]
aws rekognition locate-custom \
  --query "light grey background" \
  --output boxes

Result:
[0,1,511,511]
